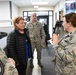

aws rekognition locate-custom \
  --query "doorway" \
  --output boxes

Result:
[37,15,49,25]
[37,15,49,33]
[59,10,63,21]
[23,11,53,37]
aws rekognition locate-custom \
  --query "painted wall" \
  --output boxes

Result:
[0,1,19,33]
[12,2,19,19]
[0,1,11,25]
[0,1,10,20]
[0,25,14,33]
[19,6,54,16]
[0,1,19,25]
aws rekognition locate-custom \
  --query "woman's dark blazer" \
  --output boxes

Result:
[7,28,32,66]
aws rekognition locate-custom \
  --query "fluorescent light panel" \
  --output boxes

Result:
[32,2,48,5]
[34,5,39,8]
[66,0,76,3]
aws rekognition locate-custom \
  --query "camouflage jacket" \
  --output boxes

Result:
[54,30,76,75]
[26,21,45,42]
[0,48,18,75]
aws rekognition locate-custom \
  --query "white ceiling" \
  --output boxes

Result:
[0,0,61,7]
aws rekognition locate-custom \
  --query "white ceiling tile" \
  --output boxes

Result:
[0,0,61,7]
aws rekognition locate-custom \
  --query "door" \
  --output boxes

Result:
[37,15,49,33]
[59,10,63,21]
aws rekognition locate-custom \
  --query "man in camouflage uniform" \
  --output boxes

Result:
[52,12,76,75]
[0,48,18,75]
[26,13,45,68]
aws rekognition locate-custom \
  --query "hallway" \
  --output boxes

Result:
[26,42,56,75]
[41,43,56,75]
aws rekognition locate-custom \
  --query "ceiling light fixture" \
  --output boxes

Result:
[66,0,75,3]
[34,5,39,8]
[32,2,48,5]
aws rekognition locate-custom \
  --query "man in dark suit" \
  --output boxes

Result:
[43,23,50,46]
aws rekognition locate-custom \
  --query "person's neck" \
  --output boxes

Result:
[19,29,24,34]
[68,27,76,33]
[32,20,36,23]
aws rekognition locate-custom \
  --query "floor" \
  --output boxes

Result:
[41,43,56,75]
[26,42,56,75]
[26,50,41,75]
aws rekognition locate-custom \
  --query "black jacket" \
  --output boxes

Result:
[43,24,50,40]
[7,28,32,65]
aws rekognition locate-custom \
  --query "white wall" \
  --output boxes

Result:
[12,3,19,19]
[0,1,19,33]
[0,1,19,25]
[0,1,10,20]
[0,1,11,25]
[0,25,14,33]
[0,1,19,20]
[19,6,54,16]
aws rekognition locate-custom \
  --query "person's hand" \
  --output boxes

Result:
[41,39,45,44]
[41,39,45,45]
[52,34,59,45]
[8,58,15,66]
[41,39,46,48]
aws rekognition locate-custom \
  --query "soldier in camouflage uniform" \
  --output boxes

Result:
[26,13,45,68]
[52,12,76,75]
[0,48,18,75]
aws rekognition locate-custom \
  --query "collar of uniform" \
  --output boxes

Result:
[69,30,76,35]
[32,22,37,25]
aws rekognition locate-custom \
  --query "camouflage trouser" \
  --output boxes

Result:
[31,41,42,60]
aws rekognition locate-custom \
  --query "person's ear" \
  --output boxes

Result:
[69,22,72,26]
[16,23,18,26]
[15,23,18,28]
